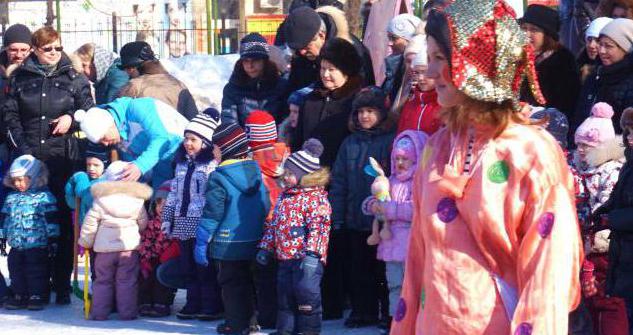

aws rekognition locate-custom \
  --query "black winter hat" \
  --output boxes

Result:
[118,41,156,69]
[284,6,323,50]
[240,33,269,60]
[519,5,560,40]
[85,142,110,167]
[352,86,389,120]
[319,37,361,77]
[3,24,32,48]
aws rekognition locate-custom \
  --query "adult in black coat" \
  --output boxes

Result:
[574,18,633,134]
[283,5,375,95]
[596,108,633,333]
[519,5,581,123]
[3,27,94,305]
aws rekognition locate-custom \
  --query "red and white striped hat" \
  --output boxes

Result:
[245,110,277,151]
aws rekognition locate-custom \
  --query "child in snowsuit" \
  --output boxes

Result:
[396,43,441,135]
[161,109,223,320]
[330,86,395,328]
[195,122,270,335]
[0,155,59,310]
[257,138,332,335]
[573,102,629,334]
[138,180,179,317]
[361,130,428,332]
[245,110,290,329]
[78,161,152,320]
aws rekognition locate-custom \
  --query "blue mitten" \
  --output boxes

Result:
[194,227,212,266]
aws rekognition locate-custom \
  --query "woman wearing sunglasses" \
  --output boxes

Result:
[3,26,94,305]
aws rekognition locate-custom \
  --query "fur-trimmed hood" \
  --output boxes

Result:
[574,136,625,170]
[316,5,352,44]
[91,180,153,200]
[300,167,330,187]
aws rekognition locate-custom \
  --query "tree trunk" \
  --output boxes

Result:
[45,0,55,27]
[346,0,362,38]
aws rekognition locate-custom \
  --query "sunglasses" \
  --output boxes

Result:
[39,46,63,52]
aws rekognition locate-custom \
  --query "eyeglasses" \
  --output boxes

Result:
[39,46,63,52]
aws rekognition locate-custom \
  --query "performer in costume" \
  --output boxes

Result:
[391,0,583,334]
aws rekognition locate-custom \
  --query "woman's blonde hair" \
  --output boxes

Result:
[75,43,95,62]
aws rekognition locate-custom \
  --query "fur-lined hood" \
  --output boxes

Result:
[300,167,330,187]
[91,180,153,200]
[574,136,625,170]
[316,5,352,44]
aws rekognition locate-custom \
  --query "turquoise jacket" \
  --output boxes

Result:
[102,97,188,188]
[198,159,270,261]
[64,172,103,225]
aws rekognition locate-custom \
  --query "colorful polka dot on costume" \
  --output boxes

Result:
[394,298,407,322]
[537,212,555,238]
[487,160,510,183]
[437,197,458,223]
[514,322,533,335]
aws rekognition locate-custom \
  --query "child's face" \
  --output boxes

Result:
[183,133,204,157]
[576,143,592,162]
[411,64,435,92]
[12,176,30,192]
[357,107,381,130]
[281,169,298,189]
[86,157,105,179]
[395,153,414,177]
[155,198,165,218]
[289,104,300,128]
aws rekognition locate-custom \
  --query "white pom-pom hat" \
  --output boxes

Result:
[74,107,115,143]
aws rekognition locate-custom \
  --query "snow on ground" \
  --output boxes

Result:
[0,255,380,335]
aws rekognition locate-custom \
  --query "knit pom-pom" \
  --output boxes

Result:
[201,107,221,122]
[302,138,324,158]
[73,109,87,123]
[591,102,615,119]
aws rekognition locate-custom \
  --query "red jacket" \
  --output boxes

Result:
[258,186,332,263]
[397,88,442,135]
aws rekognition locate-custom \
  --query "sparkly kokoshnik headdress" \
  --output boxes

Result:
[441,0,545,109]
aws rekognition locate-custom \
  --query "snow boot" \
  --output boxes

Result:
[5,294,27,310]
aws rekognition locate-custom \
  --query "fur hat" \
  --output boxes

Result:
[185,108,221,146]
[212,122,250,159]
[245,110,277,151]
[319,38,361,78]
[519,4,561,40]
[388,14,422,41]
[575,102,616,147]
[285,138,323,182]
[428,0,545,109]
[74,107,116,143]
[352,86,389,120]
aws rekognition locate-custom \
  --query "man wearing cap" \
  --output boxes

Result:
[283,5,375,94]
[382,14,422,104]
[117,41,198,120]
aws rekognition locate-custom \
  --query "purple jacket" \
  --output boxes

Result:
[362,130,428,262]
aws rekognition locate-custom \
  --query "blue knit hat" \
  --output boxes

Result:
[287,86,314,107]
[240,33,269,60]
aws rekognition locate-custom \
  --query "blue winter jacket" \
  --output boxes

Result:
[197,159,270,261]
[64,172,104,226]
[0,189,59,249]
[94,59,129,105]
[221,71,288,125]
[103,97,188,187]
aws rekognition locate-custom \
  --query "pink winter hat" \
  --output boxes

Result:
[575,102,616,147]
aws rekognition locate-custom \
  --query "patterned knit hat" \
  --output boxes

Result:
[212,122,250,159]
[428,0,545,109]
[284,138,323,182]
[245,110,277,151]
[185,107,221,145]
[240,33,269,60]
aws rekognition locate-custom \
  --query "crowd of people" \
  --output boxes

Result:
[0,0,633,334]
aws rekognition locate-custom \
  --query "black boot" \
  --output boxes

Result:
[27,295,46,311]
[55,291,71,305]
[5,294,28,310]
